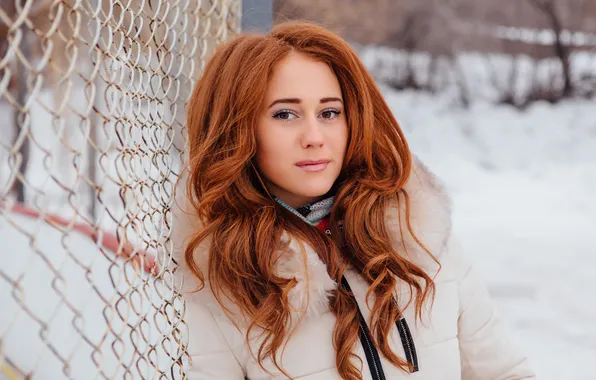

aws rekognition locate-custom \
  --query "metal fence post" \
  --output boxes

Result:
[242,0,273,33]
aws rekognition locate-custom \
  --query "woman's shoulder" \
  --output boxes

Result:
[383,156,454,272]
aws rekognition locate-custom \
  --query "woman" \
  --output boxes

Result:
[172,21,535,379]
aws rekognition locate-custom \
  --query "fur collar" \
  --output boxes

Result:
[171,158,452,320]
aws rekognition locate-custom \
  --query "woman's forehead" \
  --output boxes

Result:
[264,53,343,102]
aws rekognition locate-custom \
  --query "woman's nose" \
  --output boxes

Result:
[301,117,325,148]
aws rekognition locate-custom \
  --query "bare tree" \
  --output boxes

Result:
[274,0,595,104]
[527,0,572,96]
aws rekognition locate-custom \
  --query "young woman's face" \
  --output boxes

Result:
[255,52,349,209]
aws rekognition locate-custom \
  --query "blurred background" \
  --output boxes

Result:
[1,0,594,378]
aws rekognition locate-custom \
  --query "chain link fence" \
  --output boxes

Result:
[0,0,240,378]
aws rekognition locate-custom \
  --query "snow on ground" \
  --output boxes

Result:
[383,87,596,379]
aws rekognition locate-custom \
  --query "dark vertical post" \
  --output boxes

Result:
[242,0,273,33]
[14,28,30,204]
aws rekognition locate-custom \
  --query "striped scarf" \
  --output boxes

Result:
[273,195,335,226]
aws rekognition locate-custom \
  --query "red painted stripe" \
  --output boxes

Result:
[0,201,158,274]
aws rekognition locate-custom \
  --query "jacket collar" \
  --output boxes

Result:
[273,194,335,226]
[274,157,453,319]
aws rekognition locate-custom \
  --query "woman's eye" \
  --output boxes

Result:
[273,110,297,121]
[321,109,341,119]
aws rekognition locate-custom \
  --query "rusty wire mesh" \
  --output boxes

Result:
[0,0,240,378]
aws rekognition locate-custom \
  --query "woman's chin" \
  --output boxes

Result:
[294,183,335,199]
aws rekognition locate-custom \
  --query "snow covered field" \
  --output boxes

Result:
[384,88,596,379]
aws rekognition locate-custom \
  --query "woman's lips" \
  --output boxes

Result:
[296,161,330,172]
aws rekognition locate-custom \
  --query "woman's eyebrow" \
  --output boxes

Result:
[320,97,343,104]
[268,98,301,108]
[268,97,343,109]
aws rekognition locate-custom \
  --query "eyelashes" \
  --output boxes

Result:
[272,109,297,120]
[272,108,342,121]
[320,109,341,119]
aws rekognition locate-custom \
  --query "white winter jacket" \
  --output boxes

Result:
[171,160,536,379]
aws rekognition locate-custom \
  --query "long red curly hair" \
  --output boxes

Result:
[183,21,436,379]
